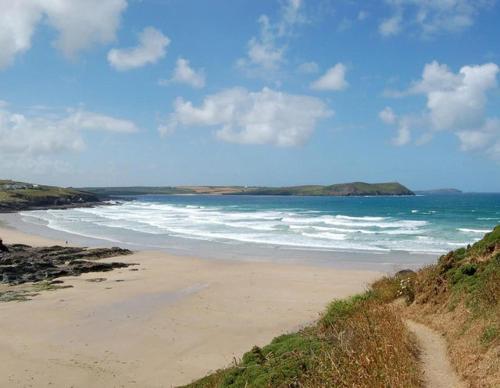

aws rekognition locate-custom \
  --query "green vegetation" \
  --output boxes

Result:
[83,182,414,197]
[415,226,500,317]
[0,280,72,302]
[82,186,196,196]
[0,179,99,211]
[481,325,498,346]
[184,226,499,387]
[184,284,421,387]
[406,225,500,386]
[242,182,414,196]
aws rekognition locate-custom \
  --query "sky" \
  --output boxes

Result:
[0,0,500,191]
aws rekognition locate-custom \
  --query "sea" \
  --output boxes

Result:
[10,193,500,271]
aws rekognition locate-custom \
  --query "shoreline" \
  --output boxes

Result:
[0,199,108,214]
[0,220,382,386]
[1,211,438,272]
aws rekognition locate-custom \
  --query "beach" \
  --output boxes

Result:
[0,224,380,387]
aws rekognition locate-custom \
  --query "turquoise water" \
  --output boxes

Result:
[20,193,500,255]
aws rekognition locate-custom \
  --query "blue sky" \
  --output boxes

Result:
[0,0,499,191]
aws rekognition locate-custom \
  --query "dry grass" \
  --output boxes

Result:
[184,293,422,388]
[185,227,499,387]
[303,301,421,387]
[404,227,500,388]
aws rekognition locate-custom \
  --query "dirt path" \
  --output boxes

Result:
[406,320,466,388]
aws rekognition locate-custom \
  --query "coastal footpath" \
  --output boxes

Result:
[0,222,497,386]
[0,179,496,387]
[185,226,500,387]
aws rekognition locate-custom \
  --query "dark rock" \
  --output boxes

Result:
[0,244,134,285]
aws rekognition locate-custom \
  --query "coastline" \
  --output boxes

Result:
[0,221,381,387]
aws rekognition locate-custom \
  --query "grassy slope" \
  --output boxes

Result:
[405,225,500,387]
[82,186,248,196]
[0,180,99,210]
[184,226,500,387]
[185,293,421,388]
[83,182,414,197]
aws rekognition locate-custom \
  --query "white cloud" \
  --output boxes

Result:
[238,15,285,72]
[379,14,402,36]
[457,119,500,157]
[392,120,411,146]
[160,57,205,89]
[297,61,319,74]
[379,107,397,124]
[378,107,411,145]
[381,61,500,158]
[380,0,494,37]
[413,61,498,131]
[0,1,43,69]
[66,110,139,133]
[160,87,332,147]
[0,104,138,156]
[42,0,127,58]
[238,0,306,74]
[0,0,127,68]
[108,27,169,71]
[310,63,348,91]
[278,0,306,36]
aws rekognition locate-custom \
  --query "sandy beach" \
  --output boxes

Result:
[0,225,380,387]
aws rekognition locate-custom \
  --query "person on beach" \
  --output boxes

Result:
[0,238,8,252]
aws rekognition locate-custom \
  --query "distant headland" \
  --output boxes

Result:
[414,188,463,195]
[0,180,414,212]
[83,181,414,197]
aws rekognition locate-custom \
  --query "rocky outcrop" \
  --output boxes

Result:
[0,244,133,285]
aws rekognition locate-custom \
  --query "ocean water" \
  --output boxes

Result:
[18,194,500,259]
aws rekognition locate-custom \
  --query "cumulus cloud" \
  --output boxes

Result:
[42,0,127,58]
[381,61,500,158]
[0,0,127,68]
[380,0,494,37]
[0,1,42,69]
[379,106,397,125]
[379,14,402,36]
[159,87,332,147]
[238,0,306,74]
[412,62,498,131]
[108,27,170,71]
[310,63,348,91]
[160,57,205,88]
[0,103,138,156]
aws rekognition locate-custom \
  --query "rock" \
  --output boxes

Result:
[0,244,134,285]
[395,269,416,277]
